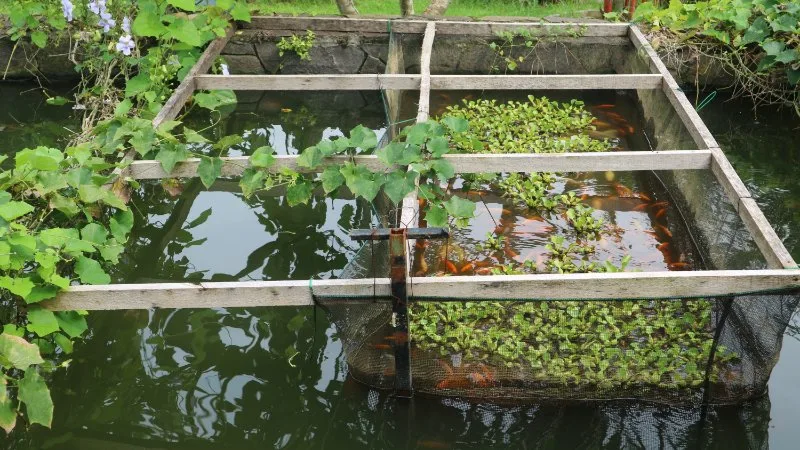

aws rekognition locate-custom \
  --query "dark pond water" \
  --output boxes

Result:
[1,86,799,449]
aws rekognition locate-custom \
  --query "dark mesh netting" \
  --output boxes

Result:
[318,290,799,405]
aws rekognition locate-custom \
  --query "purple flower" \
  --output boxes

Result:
[220,64,230,76]
[116,35,135,56]
[99,11,116,33]
[61,0,74,22]
[88,0,104,15]
[122,16,131,34]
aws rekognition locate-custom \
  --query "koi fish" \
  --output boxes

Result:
[595,104,615,109]
[638,192,652,202]
[668,262,690,270]
[444,260,458,274]
[280,108,292,113]
[655,208,667,219]
[371,343,392,350]
[418,440,451,449]
[657,242,670,251]
[475,267,492,275]
[504,246,519,258]
[650,201,669,209]
[634,203,650,211]
[460,263,474,273]
[384,331,408,343]
[436,378,471,389]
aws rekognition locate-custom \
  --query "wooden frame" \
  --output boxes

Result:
[45,17,798,311]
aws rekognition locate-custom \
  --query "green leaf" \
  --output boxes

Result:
[49,194,79,218]
[286,180,313,206]
[425,204,448,227]
[130,127,156,155]
[155,143,189,174]
[213,134,244,152]
[168,18,202,46]
[15,147,63,171]
[194,90,238,111]
[771,14,797,32]
[53,333,73,354]
[132,7,167,38]
[0,333,44,370]
[442,116,469,133]
[0,379,16,433]
[99,239,124,264]
[125,73,151,97]
[762,40,785,56]
[341,163,383,201]
[430,159,455,181]
[230,1,252,21]
[168,0,196,11]
[741,17,770,46]
[115,99,132,117]
[18,368,53,428]
[774,50,797,64]
[80,223,107,246]
[30,30,47,48]
[74,256,111,285]
[443,196,476,219]
[39,228,79,249]
[376,142,421,166]
[197,156,223,188]
[404,123,431,145]
[383,171,417,204]
[46,96,69,106]
[55,311,88,339]
[110,209,134,242]
[186,208,212,229]
[297,146,323,169]
[320,165,345,194]
[427,136,450,157]
[240,168,266,198]
[26,307,59,337]
[183,127,209,143]
[788,68,800,86]
[25,285,59,304]
[0,276,35,300]
[316,140,338,156]
[78,184,105,203]
[250,146,276,168]
[348,125,378,151]
[0,201,34,221]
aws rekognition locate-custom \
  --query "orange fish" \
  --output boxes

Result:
[657,242,670,251]
[638,193,652,202]
[475,260,493,268]
[460,263,474,273]
[371,343,392,350]
[418,440,451,449]
[436,378,471,389]
[655,224,673,238]
[655,208,667,219]
[668,262,690,270]
[634,203,650,211]
[595,104,615,109]
[475,268,492,275]
[504,246,519,258]
[444,260,458,274]
[650,201,669,209]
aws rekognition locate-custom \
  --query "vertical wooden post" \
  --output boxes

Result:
[389,228,412,397]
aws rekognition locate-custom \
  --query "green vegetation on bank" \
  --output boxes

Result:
[250,0,600,18]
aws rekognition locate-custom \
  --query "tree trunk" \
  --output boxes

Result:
[335,0,359,15]
[423,0,451,15]
[400,0,414,16]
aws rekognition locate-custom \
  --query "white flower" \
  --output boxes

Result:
[122,16,131,34]
[99,11,116,32]
[116,35,135,56]
[88,0,104,15]
[220,64,230,76]
[61,0,74,22]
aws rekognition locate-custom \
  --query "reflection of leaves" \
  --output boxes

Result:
[186,208,212,229]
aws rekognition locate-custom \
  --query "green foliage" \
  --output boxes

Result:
[276,30,316,70]
[441,96,612,154]
[487,25,587,74]
[634,0,799,87]
[409,298,738,389]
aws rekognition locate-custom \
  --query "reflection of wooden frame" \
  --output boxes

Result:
[43,17,799,311]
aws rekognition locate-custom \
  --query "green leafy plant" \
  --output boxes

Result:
[487,25,587,74]
[277,30,316,61]
[634,0,799,115]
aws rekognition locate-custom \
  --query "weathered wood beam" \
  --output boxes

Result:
[194,74,421,91]
[416,22,436,122]
[709,148,752,211]
[43,269,800,310]
[126,150,712,179]
[628,26,719,149]
[242,16,629,37]
[430,74,663,90]
[738,198,797,269]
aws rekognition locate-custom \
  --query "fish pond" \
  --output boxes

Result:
[1,84,799,449]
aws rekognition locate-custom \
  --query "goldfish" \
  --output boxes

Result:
[370,343,392,350]
[634,203,650,211]
[668,262,690,270]
[460,262,474,273]
[475,267,492,275]
[657,242,670,251]
[650,201,669,209]
[655,208,667,219]
[418,440,451,449]
[655,224,673,238]
[280,108,292,113]
[444,260,458,274]
[595,104,615,109]
[504,246,519,258]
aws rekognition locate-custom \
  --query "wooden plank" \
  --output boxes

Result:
[738,198,797,269]
[444,150,711,173]
[243,16,628,37]
[628,26,719,149]
[43,269,800,310]
[42,279,391,311]
[710,148,752,211]
[429,74,663,90]
[416,22,436,122]
[194,74,421,91]
[410,270,800,300]
[126,150,712,180]
[127,155,386,179]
